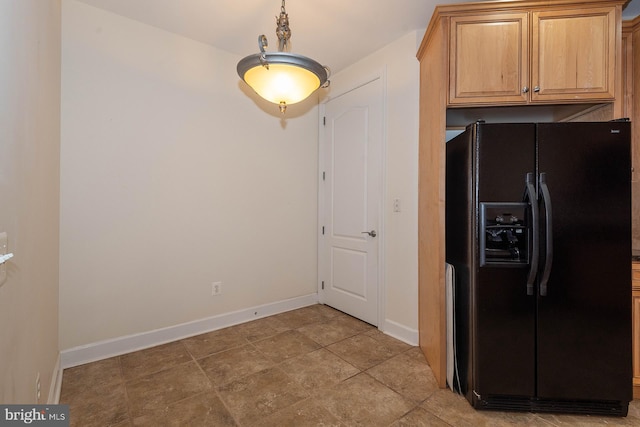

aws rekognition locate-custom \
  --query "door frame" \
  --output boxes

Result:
[317,69,387,327]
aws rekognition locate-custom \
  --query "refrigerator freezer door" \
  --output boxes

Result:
[474,123,537,399]
[536,122,632,404]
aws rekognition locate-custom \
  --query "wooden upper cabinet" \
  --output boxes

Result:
[622,21,633,120]
[631,16,640,183]
[448,6,617,106]
[449,13,529,105]
[532,8,616,102]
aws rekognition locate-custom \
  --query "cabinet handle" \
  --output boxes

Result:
[522,86,529,93]
[534,86,540,93]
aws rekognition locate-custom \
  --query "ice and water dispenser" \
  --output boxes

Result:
[479,202,529,267]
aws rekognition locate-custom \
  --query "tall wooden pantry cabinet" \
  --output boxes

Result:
[417,0,627,388]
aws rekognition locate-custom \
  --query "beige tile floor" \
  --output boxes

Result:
[60,304,640,426]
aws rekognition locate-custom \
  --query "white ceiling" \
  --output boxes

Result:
[76,0,640,74]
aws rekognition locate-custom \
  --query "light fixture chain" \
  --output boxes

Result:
[276,0,291,52]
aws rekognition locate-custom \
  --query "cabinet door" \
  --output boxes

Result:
[633,22,640,183]
[622,23,633,119]
[634,289,640,394]
[633,264,640,398]
[532,8,616,103]
[449,12,529,105]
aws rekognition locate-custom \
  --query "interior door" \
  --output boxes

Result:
[319,77,383,325]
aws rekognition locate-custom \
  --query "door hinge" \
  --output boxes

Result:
[321,281,325,290]
[322,171,325,181]
[323,116,326,126]
[322,226,325,235]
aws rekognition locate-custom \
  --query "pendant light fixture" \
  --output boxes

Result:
[236,0,330,113]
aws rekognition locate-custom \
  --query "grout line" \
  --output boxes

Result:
[117,355,135,426]
[190,354,243,426]
[56,307,640,425]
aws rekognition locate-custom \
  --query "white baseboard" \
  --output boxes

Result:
[60,293,318,369]
[381,318,419,346]
[48,353,62,404]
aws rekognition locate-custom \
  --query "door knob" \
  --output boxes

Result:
[361,230,377,237]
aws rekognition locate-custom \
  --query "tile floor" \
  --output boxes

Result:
[60,304,640,426]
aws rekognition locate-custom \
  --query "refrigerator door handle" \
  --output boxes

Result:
[524,172,539,296]
[539,172,553,296]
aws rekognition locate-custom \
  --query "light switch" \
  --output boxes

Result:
[0,232,8,285]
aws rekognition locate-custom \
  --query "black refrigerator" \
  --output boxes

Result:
[446,120,632,416]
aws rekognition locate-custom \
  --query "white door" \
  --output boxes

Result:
[319,77,383,325]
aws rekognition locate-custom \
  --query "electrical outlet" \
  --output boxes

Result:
[211,281,222,296]
[35,372,41,402]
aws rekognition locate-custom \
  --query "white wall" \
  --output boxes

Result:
[60,0,319,350]
[0,0,61,403]
[327,32,421,340]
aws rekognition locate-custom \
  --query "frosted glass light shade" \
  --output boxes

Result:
[237,52,328,107]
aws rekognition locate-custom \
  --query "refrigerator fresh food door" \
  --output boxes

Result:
[536,122,632,404]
